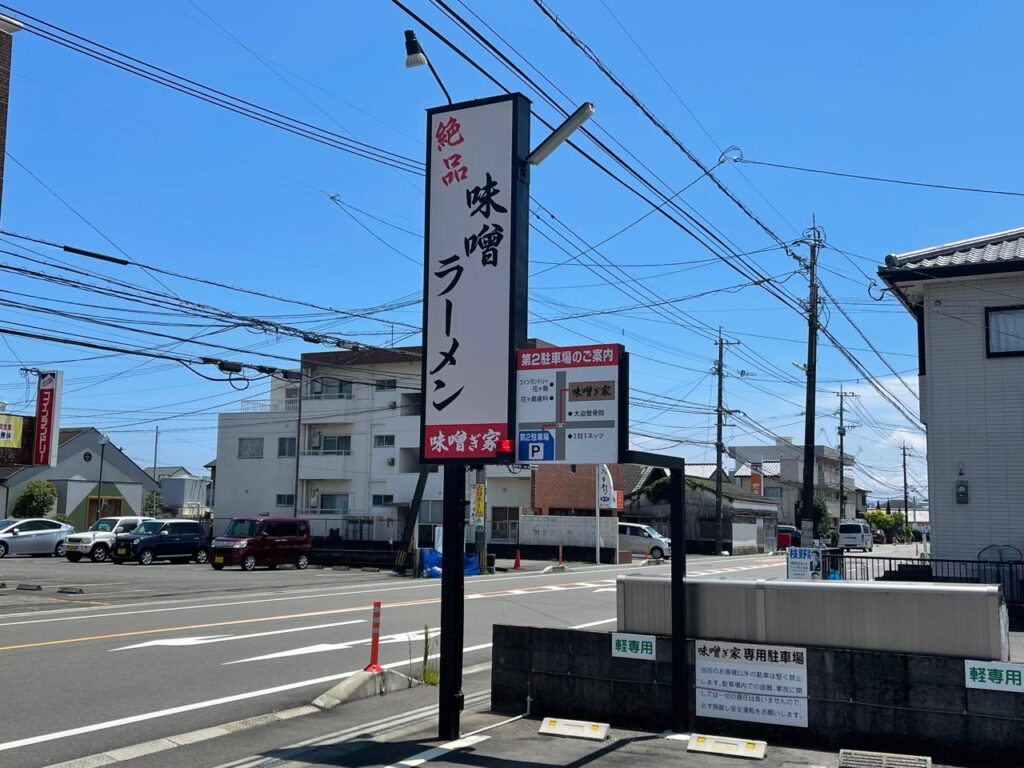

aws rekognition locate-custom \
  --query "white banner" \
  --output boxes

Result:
[422,95,528,462]
[598,463,615,509]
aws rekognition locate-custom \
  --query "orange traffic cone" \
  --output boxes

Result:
[513,549,522,571]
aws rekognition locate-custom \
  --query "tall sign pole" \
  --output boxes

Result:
[0,16,20,222]
[421,94,530,740]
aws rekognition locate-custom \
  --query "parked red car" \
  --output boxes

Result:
[210,517,311,571]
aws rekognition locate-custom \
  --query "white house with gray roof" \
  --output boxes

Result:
[880,226,1024,560]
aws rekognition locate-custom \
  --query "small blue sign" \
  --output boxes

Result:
[518,430,554,461]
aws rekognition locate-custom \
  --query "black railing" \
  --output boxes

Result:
[824,553,1024,605]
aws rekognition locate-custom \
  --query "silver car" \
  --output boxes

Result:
[619,522,672,559]
[0,518,76,558]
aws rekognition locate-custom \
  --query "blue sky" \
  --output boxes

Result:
[2,1,1021,502]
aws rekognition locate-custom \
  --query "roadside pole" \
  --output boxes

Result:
[438,463,466,740]
[669,464,688,731]
[594,465,601,564]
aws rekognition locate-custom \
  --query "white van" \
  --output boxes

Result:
[838,520,873,552]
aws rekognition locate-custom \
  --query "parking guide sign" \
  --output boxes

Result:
[515,344,625,464]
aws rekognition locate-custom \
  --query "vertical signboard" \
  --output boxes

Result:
[33,370,62,467]
[750,461,763,496]
[472,483,486,532]
[597,464,615,509]
[421,94,530,463]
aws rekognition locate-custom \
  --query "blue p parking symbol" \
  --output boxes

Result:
[518,430,554,461]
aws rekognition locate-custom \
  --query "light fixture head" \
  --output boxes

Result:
[526,102,595,166]
[404,30,428,69]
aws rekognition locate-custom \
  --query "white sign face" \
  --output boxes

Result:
[422,95,526,462]
[611,632,656,661]
[598,464,615,509]
[515,344,622,465]
[695,640,808,728]
[696,689,808,728]
[787,547,823,580]
[965,660,1024,692]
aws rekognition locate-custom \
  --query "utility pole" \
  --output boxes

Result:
[902,443,910,536]
[836,388,858,519]
[0,16,20,222]
[714,328,739,555]
[152,426,159,493]
[800,225,822,541]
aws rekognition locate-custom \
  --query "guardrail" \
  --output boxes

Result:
[826,553,1024,604]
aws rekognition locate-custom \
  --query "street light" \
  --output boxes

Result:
[94,434,109,523]
[404,29,452,105]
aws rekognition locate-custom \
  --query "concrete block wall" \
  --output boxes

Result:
[492,625,1024,762]
[518,513,618,548]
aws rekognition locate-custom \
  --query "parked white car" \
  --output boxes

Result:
[0,518,75,558]
[65,516,154,563]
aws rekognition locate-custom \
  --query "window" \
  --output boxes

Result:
[238,437,264,459]
[319,493,350,513]
[374,434,396,448]
[986,306,1024,356]
[276,494,295,507]
[320,377,353,399]
[278,437,296,457]
[322,435,352,454]
[265,520,299,537]
[764,486,783,499]
[372,494,394,507]
[490,506,520,542]
[375,378,397,391]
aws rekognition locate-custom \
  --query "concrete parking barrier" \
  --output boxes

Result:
[16,584,42,591]
[57,586,84,594]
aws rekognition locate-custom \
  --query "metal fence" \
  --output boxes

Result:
[826,553,1024,605]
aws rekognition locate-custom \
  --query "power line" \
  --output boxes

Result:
[736,157,1024,198]
[0,5,424,174]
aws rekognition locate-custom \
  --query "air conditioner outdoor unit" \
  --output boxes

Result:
[387,457,396,466]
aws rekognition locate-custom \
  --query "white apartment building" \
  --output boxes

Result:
[729,439,857,526]
[880,227,1024,560]
[214,347,532,545]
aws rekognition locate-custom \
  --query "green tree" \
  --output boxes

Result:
[11,480,58,518]
[142,491,165,517]
[637,476,708,505]
[866,509,897,540]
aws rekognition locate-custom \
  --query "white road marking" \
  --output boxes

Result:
[570,618,617,629]
[0,557,769,625]
[0,642,493,752]
[110,619,366,651]
[592,587,616,593]
[224,626,440,664]
[383,735,489,768]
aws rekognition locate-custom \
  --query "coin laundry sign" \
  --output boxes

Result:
[420,94,530,462]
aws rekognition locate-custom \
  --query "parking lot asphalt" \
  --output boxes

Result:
[156,692,967,768]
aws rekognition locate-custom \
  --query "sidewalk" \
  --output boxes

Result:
[203,700,973,768]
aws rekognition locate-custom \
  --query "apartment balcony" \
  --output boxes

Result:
[241,398,297,413]
[298,449,356,480]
